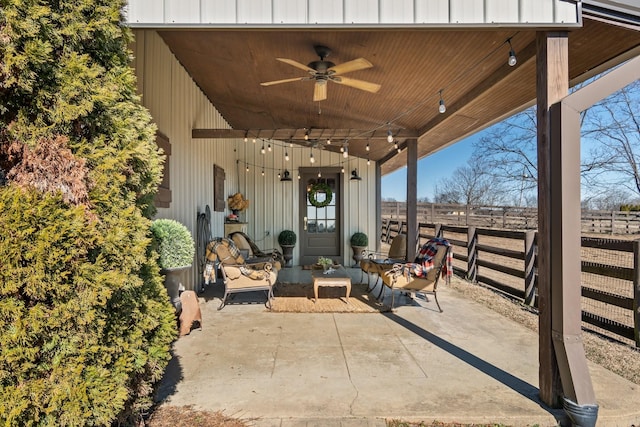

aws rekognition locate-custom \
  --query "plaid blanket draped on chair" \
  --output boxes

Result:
[204,237,269,284]
[403,238,453,283]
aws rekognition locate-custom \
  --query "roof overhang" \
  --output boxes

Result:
[125,0,640,175]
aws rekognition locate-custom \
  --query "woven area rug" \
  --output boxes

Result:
[271,282,389,313]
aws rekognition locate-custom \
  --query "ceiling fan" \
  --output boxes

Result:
[260,45,381,102]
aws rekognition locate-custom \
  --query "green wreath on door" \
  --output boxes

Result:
[308,182,333,208]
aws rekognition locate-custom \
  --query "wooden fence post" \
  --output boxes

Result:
[503,207,507,229]
[524,230,536,306]
[467,226,477,283]
[611,210,615,235]
[634,239,640,347]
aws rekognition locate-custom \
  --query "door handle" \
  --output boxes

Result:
[303,216,308,231]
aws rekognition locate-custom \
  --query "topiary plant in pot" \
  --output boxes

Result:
[278,230,296,267]
[350,232,368,266]
[151,219,196,313]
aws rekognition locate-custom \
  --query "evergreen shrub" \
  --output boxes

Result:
[151,219,196,269]
[350,232,368,247]
[0,0,177,424]
[278,229,297,246]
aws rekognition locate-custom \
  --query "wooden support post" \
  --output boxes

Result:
[467,226,477,283]
[434,223,442,239]
[406,139,418,262]
[536,31,566,407]
[524,231,536,306]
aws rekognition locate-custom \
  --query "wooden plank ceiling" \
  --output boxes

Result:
[158,18,640,175]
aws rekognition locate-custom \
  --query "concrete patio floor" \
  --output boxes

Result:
[155,267,640,427]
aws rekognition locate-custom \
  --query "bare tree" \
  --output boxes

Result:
[434,159,507,205]
[471,108,538,203]
[471,79,640,205]
[582,80,640,198]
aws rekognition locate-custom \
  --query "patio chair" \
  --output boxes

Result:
[228,231,284,269]
[204,237,278,310]
[381,238,452,311]
[359,234,407,294]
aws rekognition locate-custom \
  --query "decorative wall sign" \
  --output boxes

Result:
[214,164,225,212]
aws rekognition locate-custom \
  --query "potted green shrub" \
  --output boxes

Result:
[151,219,196,313]
[278,229,296,267]
[350,232,368,266]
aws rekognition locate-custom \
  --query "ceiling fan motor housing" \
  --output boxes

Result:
[308,60,335,73]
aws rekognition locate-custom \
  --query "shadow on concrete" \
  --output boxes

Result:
[385,312,567,425]
[154,348,183,404]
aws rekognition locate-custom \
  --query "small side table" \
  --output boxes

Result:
[311,265,352,303]
[224,222,247,236]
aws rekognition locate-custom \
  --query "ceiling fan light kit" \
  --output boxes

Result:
[260,45,381,101]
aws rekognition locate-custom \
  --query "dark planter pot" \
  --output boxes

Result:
[161,265,191,314]
[280,245,294,267]
[351,245,366,267]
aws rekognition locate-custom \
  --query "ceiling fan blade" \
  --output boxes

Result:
[328,58,373,75]
[332,76,381,93]
[313,81,327,102]
[276,58,316,73]
[260,76,308,86]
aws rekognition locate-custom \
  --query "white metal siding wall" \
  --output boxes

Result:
[131,30,377,288]
[126,0,579,25]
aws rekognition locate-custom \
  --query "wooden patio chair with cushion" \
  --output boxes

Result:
[359,234,407,293]
[228,231,284,269]
[381,238,452,311]
[204,237,278,310]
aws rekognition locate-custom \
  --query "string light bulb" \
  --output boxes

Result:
[367,156,371,166]
[366,142,370,151]
[268,143,272,152]
[387,128,393,143]
[438,90,446,114]
[317,170,321,178]
[285,151,289,161]
[261,144,265,154]
[243,132,248,143]
[326,138,331,145]
[343,146,348,158]
[507,38,517,67]
[304,130,309,141]
[309,149,315,164]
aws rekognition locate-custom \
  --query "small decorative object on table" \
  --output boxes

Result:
[317,256,334,273]
[227,192,249,220]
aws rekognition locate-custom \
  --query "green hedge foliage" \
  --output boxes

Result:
[0,0,177,425]
[620,204,640,212]
[150,219,196,269]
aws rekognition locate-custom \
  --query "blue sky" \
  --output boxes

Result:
[381,133,482,201]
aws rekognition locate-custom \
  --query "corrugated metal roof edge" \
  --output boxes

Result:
[582,0,640,25]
